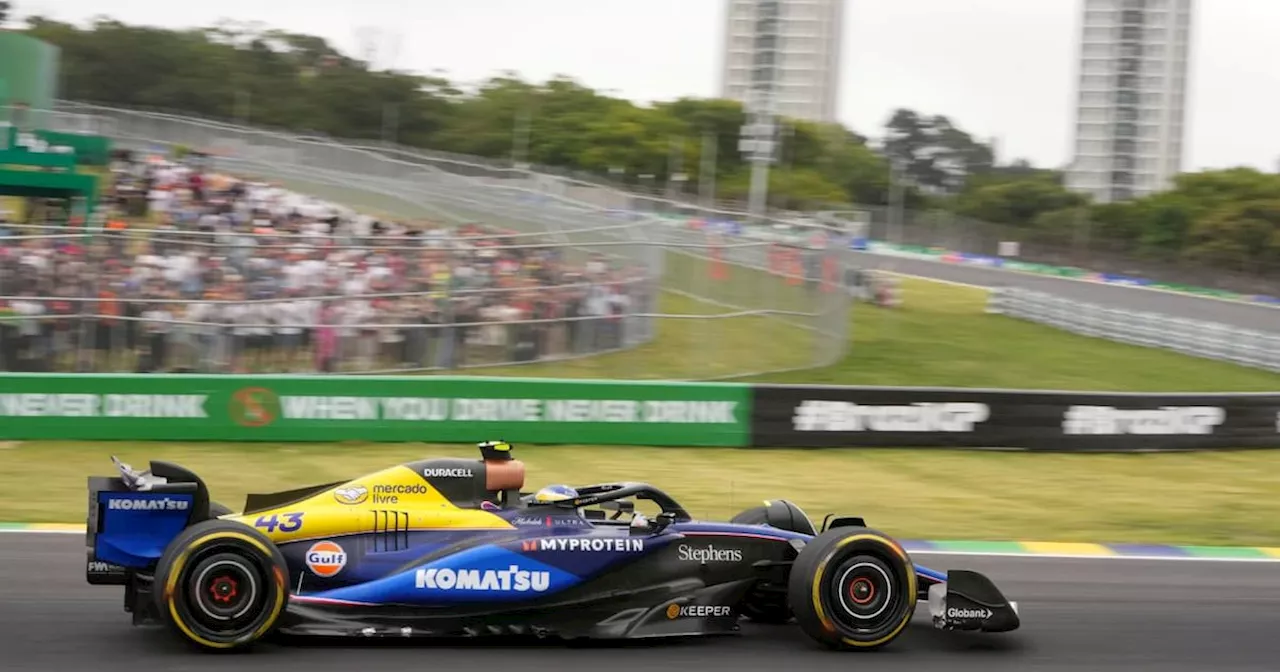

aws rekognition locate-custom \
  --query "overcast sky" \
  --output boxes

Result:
[18,0,1280,172]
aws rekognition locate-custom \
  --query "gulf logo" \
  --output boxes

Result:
[306,541,347,577]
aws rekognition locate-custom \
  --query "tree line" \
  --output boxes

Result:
[13,14,1280,279]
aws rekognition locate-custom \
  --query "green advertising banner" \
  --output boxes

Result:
[0,374,751,446]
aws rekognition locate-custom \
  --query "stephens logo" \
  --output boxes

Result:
[677,544,743,563]
[306,541,347,577]
[334,485,369,505]
[229,387,280,427]
[414,565,550,592]
[423,468,473,478]
[106,496,190,511]
[667,604,733,619]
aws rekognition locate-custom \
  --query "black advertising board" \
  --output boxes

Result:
[749,385,1280,451]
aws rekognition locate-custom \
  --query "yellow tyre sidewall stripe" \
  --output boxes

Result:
[164,531,287,649]
[809,533,918,648]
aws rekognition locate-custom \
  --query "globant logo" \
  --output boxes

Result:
[414,565,550,592]
[107,497,190,511]
[947,607,992,620]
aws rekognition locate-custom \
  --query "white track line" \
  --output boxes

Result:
[7,528,1278,562]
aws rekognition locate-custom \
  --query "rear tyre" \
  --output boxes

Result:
[209,502,234,518]
[152,519,289,652]
[788,527,917,651]
[731,500,817,624]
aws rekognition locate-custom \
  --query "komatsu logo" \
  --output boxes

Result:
[1061,406,1225,435]
[947,607,992,620]
[107,497,190,511]
[414,565,550,592]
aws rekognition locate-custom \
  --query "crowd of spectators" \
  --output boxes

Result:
[0,150,656,374]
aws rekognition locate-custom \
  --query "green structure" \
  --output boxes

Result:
[0,31,60,115]
[0,123,101,222]
[0,32,111,223]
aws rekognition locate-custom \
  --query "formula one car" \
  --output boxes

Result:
[85,441,1019,652]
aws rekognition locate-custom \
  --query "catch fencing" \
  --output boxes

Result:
[1,104,855,379]
[987,287,1280,373]
[0,223,666,376]
[42,101,1280,298]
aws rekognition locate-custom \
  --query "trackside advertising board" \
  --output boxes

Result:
[750,385,1280,451]
[0,374,750,446]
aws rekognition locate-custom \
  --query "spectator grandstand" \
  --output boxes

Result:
[0,150,656,374]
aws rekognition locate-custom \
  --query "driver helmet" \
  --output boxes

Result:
[534,484,578,504]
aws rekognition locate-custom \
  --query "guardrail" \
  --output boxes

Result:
[1,374,1276,451]
[987,288,1280,373]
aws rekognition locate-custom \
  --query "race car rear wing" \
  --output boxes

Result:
[86,458,216,585]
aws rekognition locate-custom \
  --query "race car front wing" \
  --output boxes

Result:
[927,570,1021,632]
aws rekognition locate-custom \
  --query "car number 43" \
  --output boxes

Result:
[254,512,305,533]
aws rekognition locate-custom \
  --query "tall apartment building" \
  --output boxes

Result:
[1065,0,1194,203]
[718,0,845,124]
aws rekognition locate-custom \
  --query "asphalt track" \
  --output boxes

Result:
[4,533,1279,671]
[855,252,1280,331]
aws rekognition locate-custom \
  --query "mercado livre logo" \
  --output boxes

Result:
[228,387,282,427]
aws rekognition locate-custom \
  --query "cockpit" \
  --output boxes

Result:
[412,441,693,534]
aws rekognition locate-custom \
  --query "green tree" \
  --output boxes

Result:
[23,12,1280,281]
[882,109,994,192]
[1183,199,1280,272]
[953,171,1086,228]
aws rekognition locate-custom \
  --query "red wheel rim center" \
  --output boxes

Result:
[848,577,875,605]
[209,576,239,604]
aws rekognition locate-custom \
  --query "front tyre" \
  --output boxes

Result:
[788,528,917,651]
[152,519,289,651]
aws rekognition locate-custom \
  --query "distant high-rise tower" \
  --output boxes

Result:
[1065,0,1194,203]
[718,0,845,123]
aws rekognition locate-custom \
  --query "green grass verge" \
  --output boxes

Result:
[469,291,820,380]
[749,277,1280,391]
[9,441,1280,546]
[475,276,1280,390]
